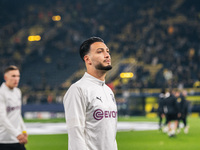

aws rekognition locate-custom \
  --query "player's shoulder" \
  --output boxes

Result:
[67,79,86,91]
[105,84,114,92]
[14,86,21,92]
[0,85,5,100]
[14,87,22,95]
[0,84,5,95]
[73,77,91,88]
[64,79,88,100]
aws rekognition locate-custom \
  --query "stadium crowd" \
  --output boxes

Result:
[0,0,200,103]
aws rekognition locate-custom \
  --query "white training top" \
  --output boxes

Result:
[0,82,26,143]
[63,72,118,150]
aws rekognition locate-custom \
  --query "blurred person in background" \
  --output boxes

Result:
[177,90,190,134]
[157,88,166,130]
[164,89,179,137]
[0,65,28,150]
[63,37,118,150]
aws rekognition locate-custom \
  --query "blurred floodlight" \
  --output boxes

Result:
[52,15,61,21]
[28,35,41,41]
[120,72,134,78]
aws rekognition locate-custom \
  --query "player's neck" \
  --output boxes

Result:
[87,70,106,81]
[5,82,14,89]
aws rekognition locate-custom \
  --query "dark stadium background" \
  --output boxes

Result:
[1,0,200,118]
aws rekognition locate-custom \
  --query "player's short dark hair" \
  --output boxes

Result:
[4,65,19,74]
[79,37,104,61]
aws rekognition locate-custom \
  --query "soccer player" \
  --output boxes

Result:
[63,37,118,150]
[0,65,28,150]
[157,88,166,130]
[177,90,190,134]
[164,90,179,137]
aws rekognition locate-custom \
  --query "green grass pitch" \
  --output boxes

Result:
[25,117,200,150]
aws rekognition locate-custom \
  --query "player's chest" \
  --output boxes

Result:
[5,91,21,107]
[86,88,116,111]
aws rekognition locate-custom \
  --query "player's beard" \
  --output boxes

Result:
[95,63,112,71]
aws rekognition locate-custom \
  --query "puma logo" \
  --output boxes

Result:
[96,97,102,102]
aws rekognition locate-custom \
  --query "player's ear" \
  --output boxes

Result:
[4,74,7,81]
[84,55,92,65]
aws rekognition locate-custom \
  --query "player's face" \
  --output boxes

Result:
[88,42,112,71]
[175,91,180,97]
[4,70,20,89]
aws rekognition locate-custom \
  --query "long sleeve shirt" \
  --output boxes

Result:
[0,83,26,143]
[177,95,189,115]
[164,93,178,115]
[63,72,118,150]
[158,93,165,114]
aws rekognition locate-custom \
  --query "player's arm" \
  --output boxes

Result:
[63,85,87,150]
[19,115,28,143]
[19,115,27,134]
[19,89,28,137]
[0,94,21,138]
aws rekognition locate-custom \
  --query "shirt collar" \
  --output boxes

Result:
[1,82,14,91]
[83,72,105,86]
